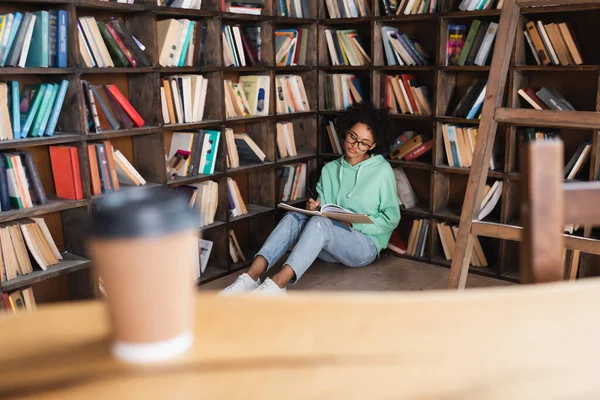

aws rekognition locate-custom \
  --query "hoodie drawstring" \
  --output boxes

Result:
[347,163,363,198]
[336,161,364,203]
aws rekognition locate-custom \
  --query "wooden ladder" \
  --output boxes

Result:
[448,0,600,289]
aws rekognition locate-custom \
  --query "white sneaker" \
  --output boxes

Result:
[252,278,287,296]
[219,273,261,296]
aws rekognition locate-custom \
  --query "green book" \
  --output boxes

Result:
[26,10,49,67]
[21,84,47,137]
[178,21,194,67]
[35,83,59,137]
[458,20,481,66]
[4,155,22,209]
[97,21,129,67]
[30,84,54,137]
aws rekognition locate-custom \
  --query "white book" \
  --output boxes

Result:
[232,26,246,67]
[478,181,502,220]
[474,22,498,66]
[180,76,193,123]
[84,17,114,67]
[77,23,96,67]
[278,203,373,224]
[199,239,213,274]
[172,19,190,67]
[170,77,184,123]
[160,87,170,124]
[114,150,147,185]
[197,76,208,121]
[18,15,37,68]
[537,21,559,66]
[393,167,416,209]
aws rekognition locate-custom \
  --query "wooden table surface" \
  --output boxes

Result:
[2,280,600,399]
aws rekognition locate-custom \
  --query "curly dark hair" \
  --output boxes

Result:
[334,102,393,154]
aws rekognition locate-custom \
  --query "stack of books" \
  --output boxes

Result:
[223,25,261,67]
[167,130,221,178]
[458,0,503,12]
[225,0,265,15]
[174,180,218,228]
[0,151,47,211]
[406,218,428,257]
[518,87,576,111]
[387,0,439,15]
[158,0,202,8]
[524,21,583,66]
[227,177,247,218]
[277,0,310,18]
[384,74,432,116]
[381,27,429,66]
[441,124,498,170]
[325,120,343,154]
[0,217,62,283]
[160,75,209,125]
[81,81,145,132]
[0,10,68,68]
[324,74,363,110]
[392,167,417,210]
[389,131,432,161]
[447,21,498,66]
[324,0,370,18]
[2,287,36,313]
[225,129,267,169]
[437,222,488,266]
[275,75,310,114]
[158,19,208,67]
[276,29,309,66]
[450,79,487,119]
[276,122,298,159]
[324,29,370,66]
[228,230,245,263]
[87,140,146,196]
[277,163,307,202]
[0,80,69,139]
[78,17,150,68]
[224,76,270,118]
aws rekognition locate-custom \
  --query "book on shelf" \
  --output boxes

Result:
[278,203,374,224]
[393,167,417,210]
[275,75,310,114]
[0,217,63,284]
[478,180,502,221]
[227,177,248,218]
[447,21,498,66]
[324,29,370,66]
[228,229,246,263]
[518,87,575,111]
[167,130,220,178]
[161,75,209,125]
[277,0,310,18]
[276,163,307,202]
[437,222,488,267]
[78,17,149,68]
[441,124,498,170]
[384,74,432,116]
[0,79,69,139]
[225,76,270,118]
[223,24,261,67]
[158,0,202,9]
[524,20,583,66]
[88,140,146,196]
[276,122,298,159]
[324,0,370,18]
[275,29,308,66]
[0,151,48,211]
[49,145,83,201]
[458,0,503,11]
[225,0,264,15]
[450,79,487,119]
[199,239,213,276]
[157,19,208,67]
[174,180,218,228]
[99,0,136,3]
[325,120,343,154]
[387,228,407,255]
[82,81,145,132]
[225,129,267,168]
[406,218,428,257]
[2,287,37,313]
[390,132,432,161]
[392,0,439,15]
[381,27,429,66]
[564,141,591,180]
[324,74,363,111]
[0,10,67,68]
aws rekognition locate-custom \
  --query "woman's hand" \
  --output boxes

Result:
[307,198,321,211]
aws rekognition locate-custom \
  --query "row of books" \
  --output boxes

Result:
[158,19,208,67]
[277,0,310,17]
[160,75,209,125]
[227,177,248,218]
[167,130,221,178]
[0,217,62,283]
[276,122,298,158]
[0,151,47,211]
[518,87,575,111]
[384,74,432,116]
[0,80,68,140]
[223,25,261,67]
[88,140,146,196]
[437,221,488,266]
[175,180,218,228]
[158,0,202,8]
[457,0,503,12]
[389,131,432,161]
[405,218,428,257]
[441,124,499,170]
[524,21,583,66]
[277,163,307,202]
[447,21,498,66]
[0,11,67,68]
[451,79,487,119]
[2,287,36,313]
[391,0,439,15]
[323,74,363,111]
[276,28,309,66]
[82,81,145,133]
[381,27,429,66]
[325,120,343,154]
[78,17,150,68]
[224,76,270,118]
[225,0,265,15]
[225,129,267,169]
[275,75,310,114]
[324,0,370,18]
[324,29,370,67]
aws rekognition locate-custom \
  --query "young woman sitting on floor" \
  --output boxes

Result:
[221,103,401,295]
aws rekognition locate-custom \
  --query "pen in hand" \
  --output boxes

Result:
[307,198,320,211]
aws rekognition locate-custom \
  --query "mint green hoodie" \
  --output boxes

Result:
[316,155,401,254]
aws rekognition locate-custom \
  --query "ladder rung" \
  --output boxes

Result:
[471,221,600,255]
[494,108,600,130]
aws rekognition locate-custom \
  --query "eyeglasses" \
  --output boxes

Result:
[345,132,372,152]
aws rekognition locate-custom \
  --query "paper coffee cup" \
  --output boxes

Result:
[88,187,200,364]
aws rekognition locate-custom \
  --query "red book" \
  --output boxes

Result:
[400,74,420,114]
[49,146,84,201]
[403,140,433,161]
[388,230,407,255]
[105,22,137,67]
[106,85,145,127]
[2,293,11,310]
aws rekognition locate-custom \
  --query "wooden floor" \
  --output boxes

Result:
[200,255,513,292]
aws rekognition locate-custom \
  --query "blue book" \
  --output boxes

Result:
[178,21,193,67]
[0,154,11,211]
[2,12,22,67]
[202,130,221,175]
[21,84,47,138]
[57,10,67,68]
[9,81,20,139]
[26,10,49,67]
[45,80,69,136]
[36,83,59,136]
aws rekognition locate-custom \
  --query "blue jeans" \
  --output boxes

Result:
[256,212,378,284]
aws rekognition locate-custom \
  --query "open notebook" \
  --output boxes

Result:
[278,203,373,224]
